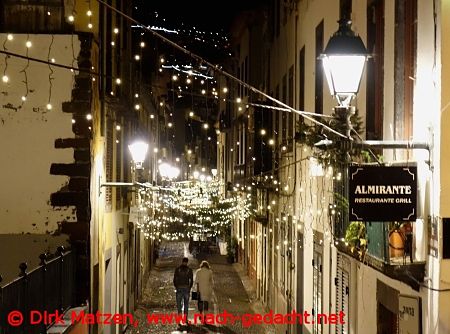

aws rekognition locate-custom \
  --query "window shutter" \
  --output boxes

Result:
[335,253,350,334]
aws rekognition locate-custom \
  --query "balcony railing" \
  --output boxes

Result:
[337,221,425,290]
[0,247,76,334]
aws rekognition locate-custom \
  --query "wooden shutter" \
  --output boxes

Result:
[335,253,350,334]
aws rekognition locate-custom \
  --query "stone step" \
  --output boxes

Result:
[50,163,90,177]
[55,138,90,149]
[68,177,89,191]
[62,101,90,114]
[51,191,88,207]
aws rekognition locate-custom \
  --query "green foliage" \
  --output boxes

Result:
[344,221,367,259]
[295,109,365,167]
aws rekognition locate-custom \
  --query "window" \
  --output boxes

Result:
[366,0,384,140]
[282,74,287,143]
[313,240,323,334]
[276,0,281,37]
[105,119,113,212]
[394,0,417,143]
[315,21,324,115]
[288,66,294,144]
[299,46,305,111]
[335,254,350,334]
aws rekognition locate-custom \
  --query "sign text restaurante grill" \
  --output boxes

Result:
[349,165,417,222]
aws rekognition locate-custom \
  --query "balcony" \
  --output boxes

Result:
[337,221,425,291]
[0,246,77,334]
[1,0,72,33]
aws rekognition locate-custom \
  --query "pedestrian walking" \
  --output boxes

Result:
[194,260,214,314]
[173,257,193,323]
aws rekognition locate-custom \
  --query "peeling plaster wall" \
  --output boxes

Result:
[0,34,80,233]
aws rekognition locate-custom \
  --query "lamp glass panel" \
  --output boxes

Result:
[324,55,365,94]
[128,141,148,164]
[159,162,171,178]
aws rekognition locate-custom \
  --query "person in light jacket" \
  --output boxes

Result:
[194,260,214,313]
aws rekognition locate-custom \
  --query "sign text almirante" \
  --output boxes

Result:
[349,166,417,222]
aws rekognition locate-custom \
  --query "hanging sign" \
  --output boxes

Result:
[349,165,417,222]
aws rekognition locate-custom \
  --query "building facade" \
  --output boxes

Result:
[0,1,160,334]
[219,0,450,333]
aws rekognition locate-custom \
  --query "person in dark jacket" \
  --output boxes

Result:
[173,257,193,322]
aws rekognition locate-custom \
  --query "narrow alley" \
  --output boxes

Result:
[125,242,275,334]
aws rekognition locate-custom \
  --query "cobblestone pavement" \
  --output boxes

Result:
[125,241,276,334]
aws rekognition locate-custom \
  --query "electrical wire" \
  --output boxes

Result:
[94,0,348,139]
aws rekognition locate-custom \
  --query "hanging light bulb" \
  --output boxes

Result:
[68,15,74,22]
[25,41,32,48]
[46,103,52,110]
[2,75,9,83]
[7,34,13,41]
[87,10,92,16]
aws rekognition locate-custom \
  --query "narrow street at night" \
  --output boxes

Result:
[125,242,276,334]
[2,0,450,334]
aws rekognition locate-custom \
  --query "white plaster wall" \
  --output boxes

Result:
[355,261,425,334]
[0,34,80,233]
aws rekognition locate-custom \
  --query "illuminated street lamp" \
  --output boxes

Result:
[128,141,149,169]
[320,19,368,108]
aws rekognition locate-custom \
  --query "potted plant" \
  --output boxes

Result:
[345,221,367,259]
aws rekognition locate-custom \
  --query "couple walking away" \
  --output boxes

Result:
[173,257,214,324]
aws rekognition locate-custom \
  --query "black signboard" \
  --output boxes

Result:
[349,165,417,222]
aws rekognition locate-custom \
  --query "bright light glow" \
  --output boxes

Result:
[25,41,32,48]
[88,23,93,29]
[201,89,206,94]
[322,55,365,104]
[2,75,9,83]
[135,104,140,110]
[172,75,178,81]
[159,163,180,179]
[114,28,119,34]
[260,129,266,135]
[128,141,149,164]
[135,55,140,60]
[21,96,26,101]
[187,149,192,154]
[211,169,217,176]
[116,125,121,130]
[189,111,194,117]
[168,122,173,127]
[268,139,274,145]
[140,41,145,47]
[68,15,75,22]
[223,87,228,93]
[115,78,121,84]
[150,114,154,119]
[7,34,13,41]
[193,171,199,179]
[203,123,209,129]
[46,103,52,110]
[236,97,241,103]
[186,78,191,84]
[86,114,92,120]
[87,10,92,16]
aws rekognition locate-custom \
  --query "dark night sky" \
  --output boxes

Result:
[134,0,266,32]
